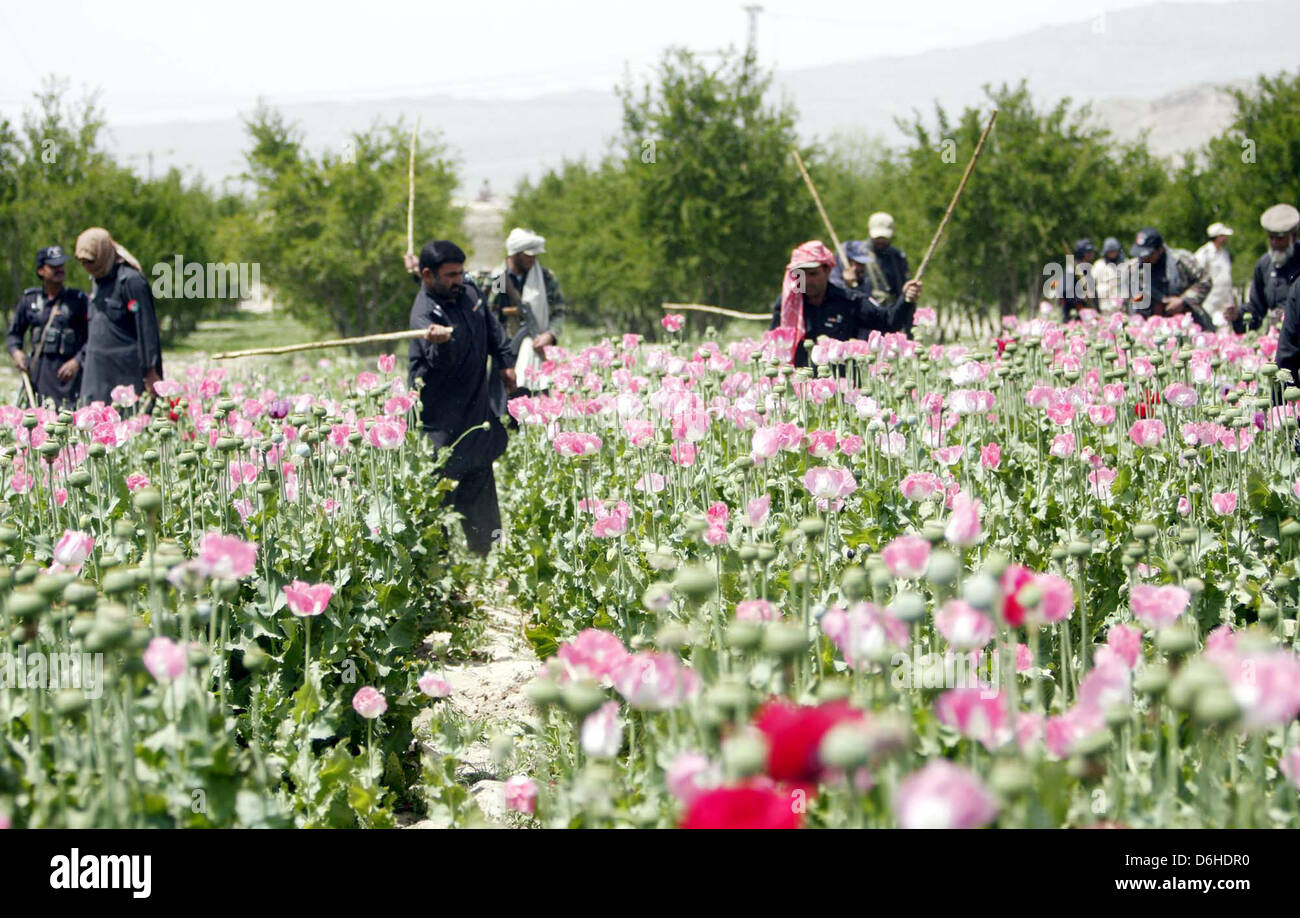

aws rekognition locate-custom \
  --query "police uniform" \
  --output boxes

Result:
[7,247,90,407]
[1238,204,1300,334]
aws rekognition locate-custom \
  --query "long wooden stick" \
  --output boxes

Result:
[213,328,429,360]
[914,108,998,281]
[406,115,421,256]
[19,369,36,407]
[662,302,769,321]
[792,148,843,256]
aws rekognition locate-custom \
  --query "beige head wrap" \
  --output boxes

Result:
[75,227,118,279]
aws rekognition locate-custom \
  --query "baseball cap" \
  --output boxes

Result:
[843,240,872,264]
[1261,204,1300,235]
[35,245,68,272]
[1206,222,1233,238]
[1130,228,1164,258]
[867,212,894,239]
[1074,237,1096,258]
[1101,236,1122,254]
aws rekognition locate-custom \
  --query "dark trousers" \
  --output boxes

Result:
[449,465,502,556]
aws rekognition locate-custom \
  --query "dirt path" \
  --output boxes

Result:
[407,580,536,827]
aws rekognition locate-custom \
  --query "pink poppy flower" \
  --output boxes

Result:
[944,492,982,547]
[1130,584,1190,629]
[743,495,771,528]
[51,529,94,574]
[418,672,451,698]
[197,532,258,580]
[555,629,630,686]
[143,637,187,683]
[1162,382,1197,409]
[1280,748,1300,792]
[666,751,719,804]
[934,689,1011,750]
[624,419,654,448]
[894,760,997,829]
[735,599,780,621]
[125,472,151,492]
[661,314,685,332]
[980,442,1001,469]
[1105,623,1142,668]
[935,600,995,651]
[899,472,942,501]
[803,466,857,501]
[351,686,387,719]
[807,429,838,458]
[881,534,930,579]
[612,653,700,711]
[1086,403,1116,427]
[504,776,539,814]
[552,431,602,458]
[1035,573,1075,624]
[1210,492,1237,515]
[1128,419,1166,448]
[820,602,909,669]
[839,433,864,456]
[670,441,696,467]
[633,473,666,493]
[580,701,625,758]
[283,580,333,616]
[378,353,396,373]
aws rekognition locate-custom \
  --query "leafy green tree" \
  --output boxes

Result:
[239,105,462,339]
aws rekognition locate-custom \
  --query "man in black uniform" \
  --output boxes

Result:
[7,246,89,408]
[769,240,922,368]
[1060,238,1097,322]
[1231,204,1300,334]
[867,211,911,301]
[408,240,517,556]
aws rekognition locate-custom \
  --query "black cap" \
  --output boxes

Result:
[1130,228,1163,258]
[35,245,68,272]
[1101,236,1122,254]
[1073,237,1096,258]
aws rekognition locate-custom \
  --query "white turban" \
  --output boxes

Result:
[505,227,546,257]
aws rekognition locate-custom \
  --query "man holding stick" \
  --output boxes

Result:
[408,240,517,556]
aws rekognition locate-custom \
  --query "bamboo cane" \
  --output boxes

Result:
[406,115,421,256]
[213,328,430,360]
[661,302,769,321]
[791,148,843,256]
[914,108,998,281]
[19,369,36,407]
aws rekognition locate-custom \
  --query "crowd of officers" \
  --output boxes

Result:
[8,228,163,409]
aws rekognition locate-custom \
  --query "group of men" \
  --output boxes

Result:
[8,230,164,409]
[1053,204,1300,344]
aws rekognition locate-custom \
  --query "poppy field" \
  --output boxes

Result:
[3,307,1300,829]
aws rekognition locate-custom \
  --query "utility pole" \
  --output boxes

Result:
[743,4,763,59]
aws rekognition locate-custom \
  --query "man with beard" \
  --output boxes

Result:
[7,246,89,407]
[770,240,922,367]
[1232,204,1300,334]
[1195,222,1237,327]
[408,240,517,556]
[1127,227,1214,330]
[1091,237,1127,311]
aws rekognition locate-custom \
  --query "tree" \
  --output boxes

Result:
[238,105,462,339]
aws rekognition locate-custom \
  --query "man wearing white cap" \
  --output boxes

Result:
[867,211,910,301]
[1238,204,1300,334]
[1194,222,1236,327]
[482,227,567,416]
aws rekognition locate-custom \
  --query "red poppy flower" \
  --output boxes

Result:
[1133,388,1161,418]
[679,783,801,830]
[752,699,864,788]
[999,564,1036,628]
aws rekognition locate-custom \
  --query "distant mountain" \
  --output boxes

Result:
[103,0,1295,194]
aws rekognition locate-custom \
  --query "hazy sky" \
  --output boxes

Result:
[0,0,1237,123]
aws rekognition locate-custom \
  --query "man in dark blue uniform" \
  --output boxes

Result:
[867,211,910,301]
[7,246,89,407]
[407,240,517,556]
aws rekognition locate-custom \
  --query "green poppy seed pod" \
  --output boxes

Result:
[0,527,17,549]
[1049,546,1067,562]
[819,721,871,771]
[132,487,163,514]
[1067,539,1092,557]
[177,451,198,468]
[242,645,269,672]
[962,572,1000,611]
[721,731,768,778]
[1169,550,1188,567]
[38,440,62,459]
[1282,520,1300,539]
[1260,362,1278,378]
[1104,703,1130,729]
[84,619,131,652]
[560,681,606,718]
[920,521,946,544]
[54,689,89,718]
[797,517,825,537]
[101,570,137,596]
[655,623,691,651]
[673,565,715,602]
[1276,367,1295,384]
[737,544,758,562]
[67,469,92,489]
[707,681,751,714]
[112,520,136,540]
[141,449,160,464]
[186,644,210,667]
[331,464,348,478]
[212,578,240,600]
[1177,527,1199,545]
[1193,688,1240,726]
[311,405,328,418]
[926,550,960,587]
[647,552,678,572]
[815,680,851,704]
[216,437,239,452]
[1270,574,1291,591]
[13,563,40,586]
[69,614,95,639]
[1183,577,1205,595]
[1072,729,1112,758]
[1156,626,1197,660]
[193,439,207,453]
[1133,523,1157,541]
[641,582,673,613]
[8,589,49,620]
[988,760,1034,797]
[217,399,238,412]
[841,567,868,600]
[1133,665,1170,698]
[255,481,275,497]
[22,413,37,429]
[88,442,106,459]
[891,590,927,623]
[725,620,762,651]
[62,581,98,608]
[1258,602,1279,622]
[761,622,809,659]
[525,678,561,709]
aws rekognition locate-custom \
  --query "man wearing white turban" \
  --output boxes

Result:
[481,227,567,416]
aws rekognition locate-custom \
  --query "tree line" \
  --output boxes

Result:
[3,60,1297,343]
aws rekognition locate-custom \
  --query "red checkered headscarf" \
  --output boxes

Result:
[778,240,837,361]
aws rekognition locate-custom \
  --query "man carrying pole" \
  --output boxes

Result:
[408,240,517,556]
[8,245,90,408]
